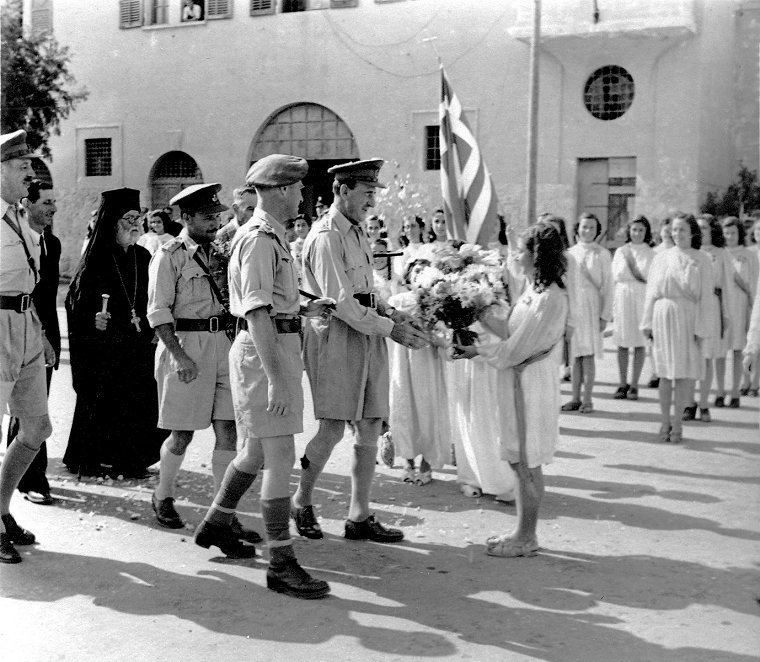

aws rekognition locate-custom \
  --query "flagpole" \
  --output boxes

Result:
[525,0,541,225]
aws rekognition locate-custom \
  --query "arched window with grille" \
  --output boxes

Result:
[149,151,203,209]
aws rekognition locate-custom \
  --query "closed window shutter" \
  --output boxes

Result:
[250,0,274,15]
[207,0,231,17]
[119,0,143,28]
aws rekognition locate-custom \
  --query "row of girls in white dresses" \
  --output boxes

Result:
[377,214,760,499]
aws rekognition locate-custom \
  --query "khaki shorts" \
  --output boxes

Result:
[0,309,48,419]
[230,330,303,439]
[155,330,234,430]
[303,316,389,421]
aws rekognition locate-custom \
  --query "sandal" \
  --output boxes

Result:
[461,484,482,498]
[728,397,740,409]
[291,504,324,540]
[750,388,759,398]
[402,467,416,483]
[579,402,594,414]
[739,387,750,396]
[657,424,671,443]
[714,395,725,408]
[699,408,711,423]
[627,386,639,401]
[682,404,697,421]
[613,385,629,400]
[485,535,540,558]
[670,429,683,444]
[414,470,433,486]
[561,400,582,412]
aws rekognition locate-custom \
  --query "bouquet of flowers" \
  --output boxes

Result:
[413,243,507,346]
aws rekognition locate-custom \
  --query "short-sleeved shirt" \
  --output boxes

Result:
[147,228,226,327]
[229,208,299,318]
[1,200,40,295]
[301,205,394,337]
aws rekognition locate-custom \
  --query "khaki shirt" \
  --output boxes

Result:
[302,205,394,337]
[147,228,226,327]
[1,200,40,295]
[229,208,299,318]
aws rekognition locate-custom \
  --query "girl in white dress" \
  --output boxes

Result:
[391,215,425,294]
[716,217,758,407]
[642,213,714,443]
[388,258,450,484]
[562,213,613,413]
[612,216,655,400]
[454,221,568,557]
[137,211,173,255]
[741,220,760,396]
[742,269,760,425]
[686,214,734,422]
[646,217,676,388]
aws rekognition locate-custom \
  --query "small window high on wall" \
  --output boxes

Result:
[85,138,112,177]
[119,0,143,28]
[424,125,441,171]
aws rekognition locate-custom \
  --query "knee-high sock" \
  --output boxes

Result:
[261,496,295,567]
[204,461,257,527]
[154,441,185,500]
[0,438,39,520]
[211,449,237,497]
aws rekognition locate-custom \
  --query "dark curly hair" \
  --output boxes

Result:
[522,221,567,292]
[402,258,431,286]
[720,216,745,245]
[672,212,701,250]
[697,213,725,248]
[625,215,653,246]
[541,214,570,251]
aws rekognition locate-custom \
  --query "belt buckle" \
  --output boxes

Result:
[369,293,376,309]
[208,316,220,333]
[19,294,31,312]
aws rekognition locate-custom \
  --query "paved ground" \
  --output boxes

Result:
[1,303,759,662]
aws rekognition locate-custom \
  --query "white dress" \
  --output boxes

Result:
[477,283,569,468]
[612,243,654,348]
[388,290,450,468]
[641,247,714,380]
[567,242,613,359]
[725,246,759,351]
[700,246,735,359]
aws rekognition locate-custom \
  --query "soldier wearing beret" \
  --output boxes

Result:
[0,130,54,563]
[196,154,333,598]
[292,158,428,544]
[147,183,259,552]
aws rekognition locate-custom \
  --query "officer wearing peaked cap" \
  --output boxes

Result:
[292,158,429,546]
[196,154,334,598]
[147,182,260,551]
[0,130,53,563]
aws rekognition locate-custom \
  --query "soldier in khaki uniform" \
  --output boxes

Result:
[292,159,428,544]
[147,183,258,552]
[0,130,54,564]
[195,154,333,598]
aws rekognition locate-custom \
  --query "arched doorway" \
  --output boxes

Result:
[30,158,53,186]
[249,103,359,217]
[150,151,203,210]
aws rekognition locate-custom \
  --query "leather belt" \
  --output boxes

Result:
[236,316,302,334]
[175,314,233,333]
[0,293,32,313]
[353,292,376,309]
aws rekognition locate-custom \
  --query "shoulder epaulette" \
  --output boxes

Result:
[160,236,186,253]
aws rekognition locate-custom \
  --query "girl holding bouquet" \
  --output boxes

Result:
[388,257,450,484]
[562,213,613,413]
[454,222,568,557]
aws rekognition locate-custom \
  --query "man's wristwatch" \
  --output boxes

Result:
[385,306,398,321]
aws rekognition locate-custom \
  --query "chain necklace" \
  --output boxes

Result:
[112,248,141,333]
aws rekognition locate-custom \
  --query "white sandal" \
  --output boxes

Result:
[461,484,482,498]
[414,470,432,486]
[485,535,539,558]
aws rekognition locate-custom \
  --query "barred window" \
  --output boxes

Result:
[424,125,440,171]
[250,0,274,15]
[119,0,143,28]
[154,152,201,179]
[583,65,634,121]
[85,139,112,177]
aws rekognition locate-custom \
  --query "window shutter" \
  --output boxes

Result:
[31,0,52,35]
[250,0,274,15]
[119,0,143,28]
[207,0,231,17]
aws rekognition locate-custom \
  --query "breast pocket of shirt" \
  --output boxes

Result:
[179,264,208,300]
[278,254,297,300]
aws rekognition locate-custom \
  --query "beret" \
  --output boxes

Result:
[246,154,308,187]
